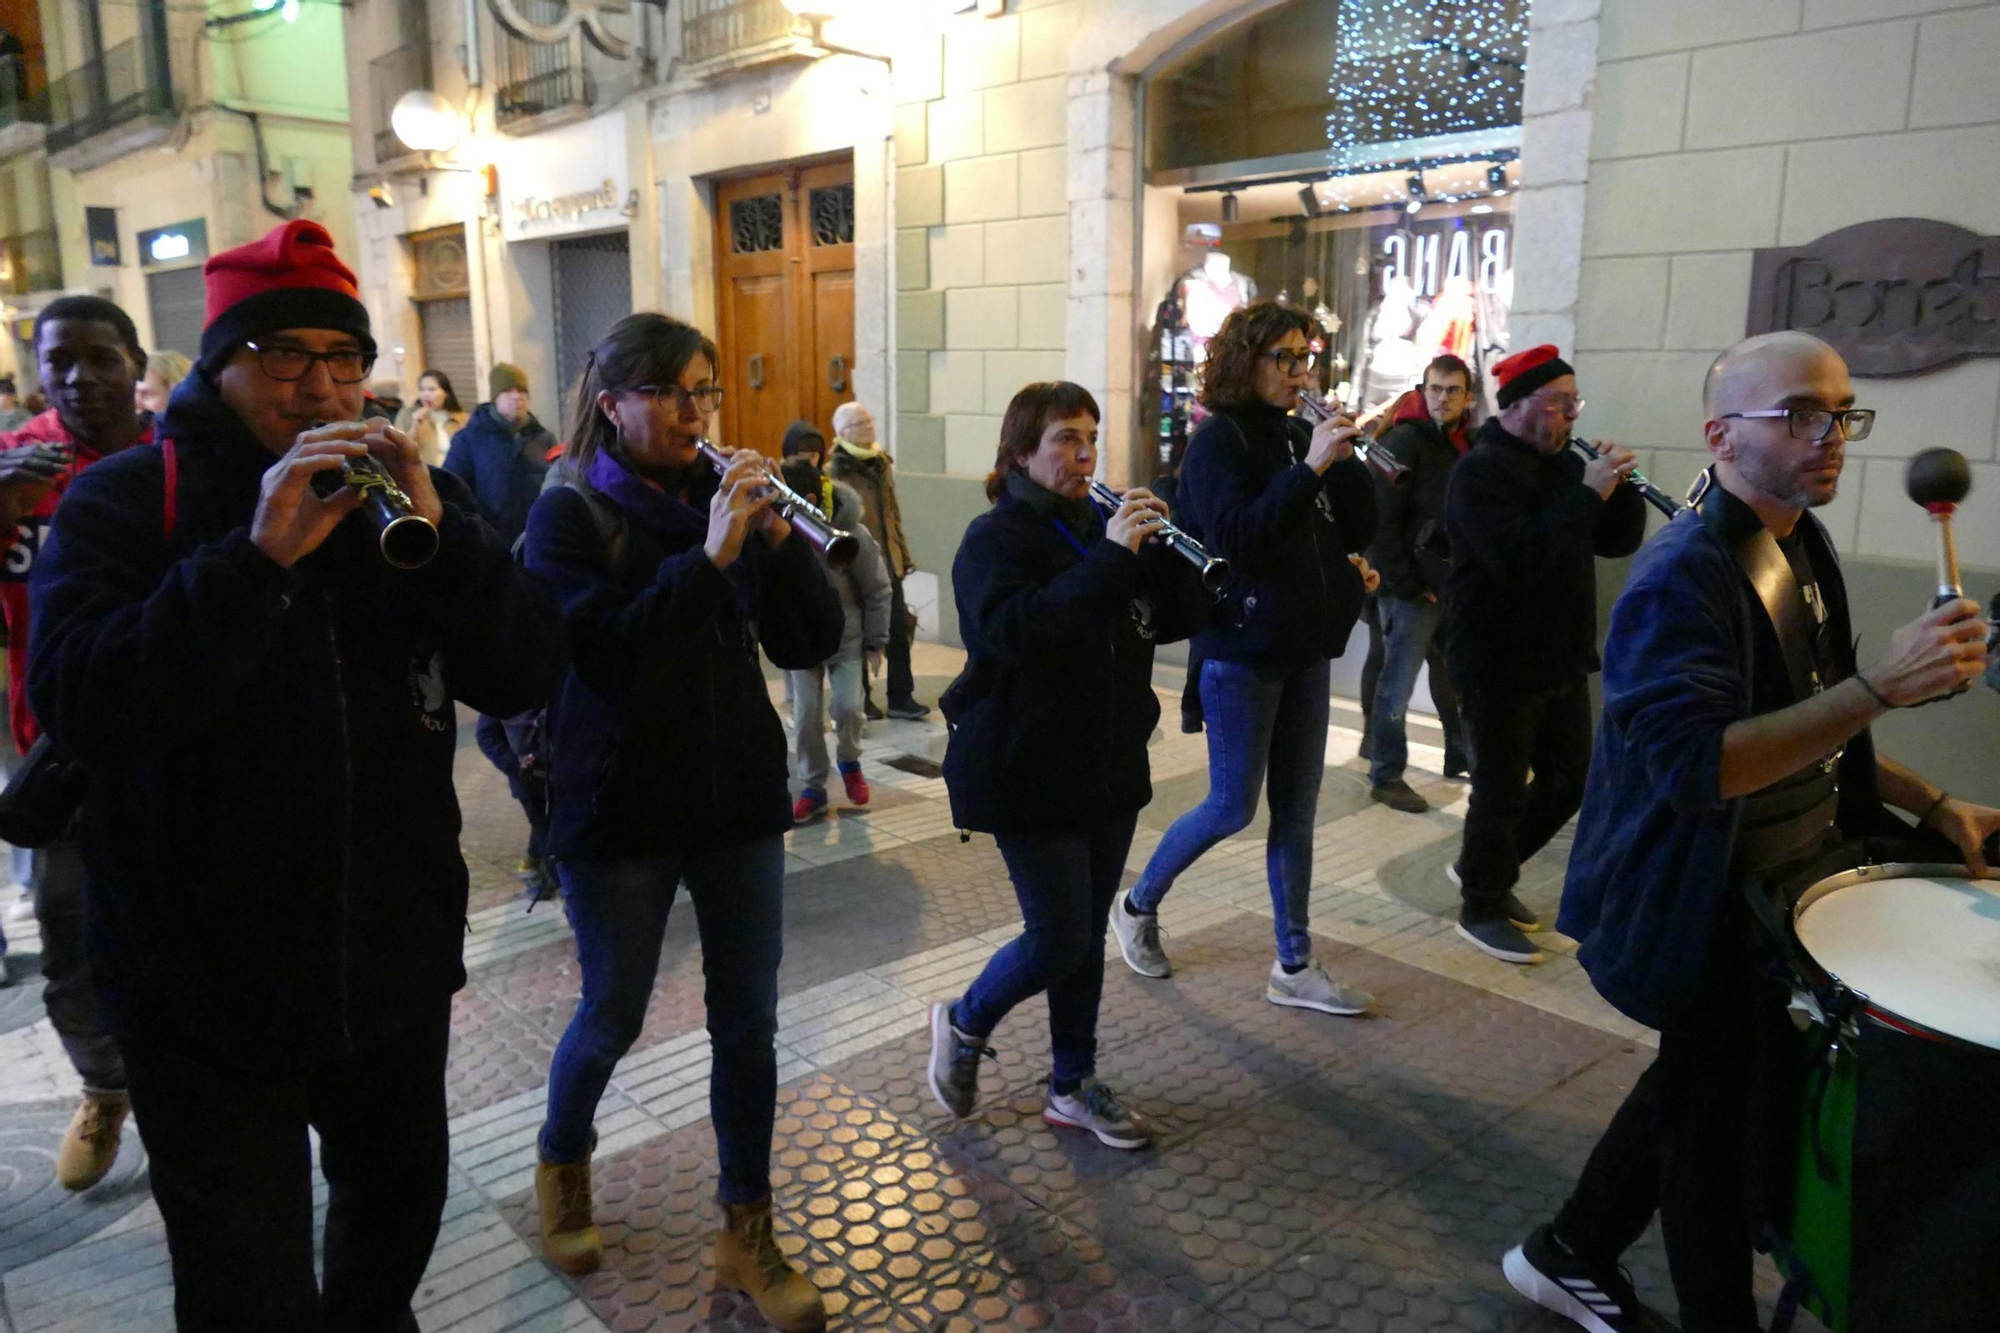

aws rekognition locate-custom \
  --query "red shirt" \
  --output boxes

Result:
[0,409,155,754]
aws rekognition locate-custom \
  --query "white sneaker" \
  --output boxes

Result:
[1043,1079,1153,1150]
[1109,890,1170,978]
[1265,958,1373,1016]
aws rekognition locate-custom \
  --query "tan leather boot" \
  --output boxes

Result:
[55,1092,128,1191]
[713,1196,825,1332]
[535,1149,603,1275]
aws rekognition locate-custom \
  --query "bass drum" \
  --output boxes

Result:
[1774,864,2000,1333]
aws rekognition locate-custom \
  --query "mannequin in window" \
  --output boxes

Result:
[1178,223,1256,359]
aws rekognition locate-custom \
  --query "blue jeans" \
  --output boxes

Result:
[1368,594,1444,786]
[1129,656,1330,966]
[540,837,784,1205]
[955,813,1138,1091]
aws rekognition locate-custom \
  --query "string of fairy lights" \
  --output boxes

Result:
[1323,0,1530,211]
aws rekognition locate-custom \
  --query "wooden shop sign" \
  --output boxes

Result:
[1747,218,2000,377]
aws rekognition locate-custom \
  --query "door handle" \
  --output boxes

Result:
[828,355,847,393]
[748,353,764,390]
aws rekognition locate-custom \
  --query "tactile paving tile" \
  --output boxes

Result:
[1216,1219,1528,1333]
[446,982,561,1116]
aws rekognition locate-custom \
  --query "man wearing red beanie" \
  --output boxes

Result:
[25,219,565,1331]
[1442,345,1647,963]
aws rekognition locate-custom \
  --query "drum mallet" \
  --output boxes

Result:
[1905,447,1972,608]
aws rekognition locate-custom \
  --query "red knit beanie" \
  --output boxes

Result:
[1492,344,1575,409]
[198,219,374,373]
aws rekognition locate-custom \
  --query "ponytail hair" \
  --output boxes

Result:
[565,312,719,480]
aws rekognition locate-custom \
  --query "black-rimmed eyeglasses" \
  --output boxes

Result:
[1720,407,1875,443]
[245,341,377,385]
[1263,349,1318,375]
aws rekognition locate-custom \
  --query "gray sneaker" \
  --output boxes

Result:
[1110,890,1171,978]
[926,1002,991,1118]
[1265,959,1373,1015]
[1043,1078,1153,1150]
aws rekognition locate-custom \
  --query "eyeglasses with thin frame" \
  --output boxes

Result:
[630,384,725,413]
[1264,348,1318,375]
[1423,383,1469,400]
[1529,392,1584,417]
[1718,406,1875,443]
[245,340,376,385]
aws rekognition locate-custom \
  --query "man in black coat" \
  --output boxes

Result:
[1443,345,1646,964]
[1365,353,1475,812]
[28,219,564,1332]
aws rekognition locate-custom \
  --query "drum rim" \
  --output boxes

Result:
[1791,862,2000,1051]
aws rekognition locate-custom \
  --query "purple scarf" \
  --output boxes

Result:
[583,446,753,613]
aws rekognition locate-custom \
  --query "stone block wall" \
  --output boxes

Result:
[1576,0,2000,571]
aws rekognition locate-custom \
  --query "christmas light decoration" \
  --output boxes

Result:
[1324,0,1530,208]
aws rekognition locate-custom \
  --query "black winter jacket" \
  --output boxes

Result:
[1442,418,1648,693]
[1369,395,1466,600]
[445,402,556,547]
[523,471,841,860]
[26,375,565,1073]
[1176,401,1376,670]
[941,483,1206,834]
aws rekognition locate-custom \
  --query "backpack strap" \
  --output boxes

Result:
[562,479,626,570]
[161,438,178,540]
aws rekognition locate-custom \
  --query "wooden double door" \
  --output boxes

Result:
[713,157,857,458]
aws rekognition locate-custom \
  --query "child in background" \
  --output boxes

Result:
[781,420,891,823]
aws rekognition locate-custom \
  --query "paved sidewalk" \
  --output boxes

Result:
[0,641,1819,1332]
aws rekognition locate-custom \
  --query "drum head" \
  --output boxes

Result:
[1795,867,2000,1049]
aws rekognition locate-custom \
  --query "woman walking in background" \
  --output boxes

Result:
[394,369,468,467]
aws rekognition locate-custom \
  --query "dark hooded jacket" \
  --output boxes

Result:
[1369,389,1470,601]
[1443,417,1647,693]
[942,474,1207,833]
[26,373,564,1073]
[444,401,557,546]
[523,451,842,860]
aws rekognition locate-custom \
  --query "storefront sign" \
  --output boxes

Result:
[499,111,631,243]
[1382,219,1511,298]
[487,0,633,58]
[136,219,209,270]
[85,208,121,266]
[1748,218,2000,378]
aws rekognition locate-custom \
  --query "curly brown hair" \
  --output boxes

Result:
[985,381,1101,502]
[1197,301,1316,413]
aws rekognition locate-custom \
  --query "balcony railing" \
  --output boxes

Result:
[682,0,806,65]
[46,36,173,156]
[0,54,48,131]
[496,2,591,131]
[0,230,61,296]
[370,43,431,163]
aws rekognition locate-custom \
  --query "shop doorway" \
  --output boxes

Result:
[711,156,855,457]
[552,232,633,427]
[408,225,477,409]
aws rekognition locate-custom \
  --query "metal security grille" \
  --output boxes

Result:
[730,195,783,253]
[808,184,854,246]
[551,232,633,427]
[417,297,477,409]
[145,266,205,362]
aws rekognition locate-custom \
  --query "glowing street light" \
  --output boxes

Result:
[391,90,464,155]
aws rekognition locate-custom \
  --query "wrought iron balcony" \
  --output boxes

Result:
[46,36,173,156]
[682,0,807,65]
[495,0,593,131]
[370,44,433,163]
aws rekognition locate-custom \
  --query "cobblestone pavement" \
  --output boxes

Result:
[0,641,1823,1332]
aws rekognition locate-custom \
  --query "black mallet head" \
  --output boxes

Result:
[1906,447,1972,510]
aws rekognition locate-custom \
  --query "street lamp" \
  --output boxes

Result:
[391,90,464,155]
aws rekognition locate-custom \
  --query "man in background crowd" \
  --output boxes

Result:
[828,401,929,720]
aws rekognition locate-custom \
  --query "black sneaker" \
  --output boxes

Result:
[1503,1225,1669,1333]
[1443,752,1470,779]
[1502,891,1541,932]
[886,698,932,721]
[1370,779,1430,813]
[1456,911,1544,964]
[926,1002,992,1118]
[863,699,885,722]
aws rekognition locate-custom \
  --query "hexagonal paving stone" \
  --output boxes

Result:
[1217,1220,1527,1333]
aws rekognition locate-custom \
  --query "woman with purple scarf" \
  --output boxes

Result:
[521,312,840,1332]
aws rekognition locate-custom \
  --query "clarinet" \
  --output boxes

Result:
[1569,437,1682,517]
